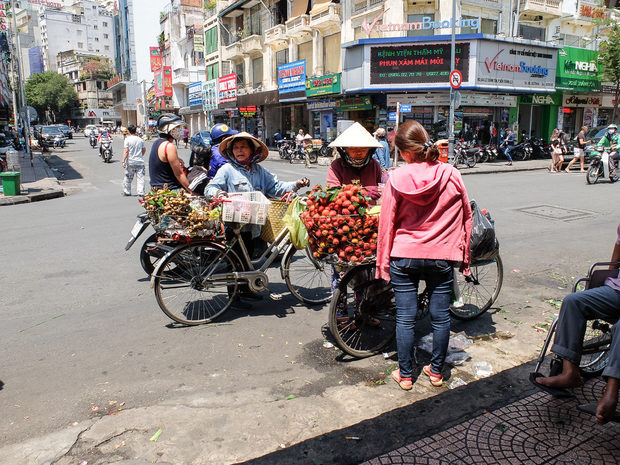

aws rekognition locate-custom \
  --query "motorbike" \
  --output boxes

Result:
[125,212,180,275]
[450,140,477,168]
[100,139,113,163]
[276,139,294,160]
[53,135,66,148]
[89,134,97,148]
[509,140,533,161]
[528,137,551,159]
[586,146,619,185]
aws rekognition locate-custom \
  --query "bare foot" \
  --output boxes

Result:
[537,372,583,389]
[596,391,618,424]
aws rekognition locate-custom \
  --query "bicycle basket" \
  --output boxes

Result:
[221,191,270,225]
[260,200,290,243]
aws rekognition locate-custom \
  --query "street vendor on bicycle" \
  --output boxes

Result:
[326,122,383,199]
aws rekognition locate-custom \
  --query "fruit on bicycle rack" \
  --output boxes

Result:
[301,183,379,263]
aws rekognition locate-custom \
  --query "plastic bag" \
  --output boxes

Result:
[283,198,308,250]
[469,200,499,262]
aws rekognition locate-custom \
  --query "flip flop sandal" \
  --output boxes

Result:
[577,403,620,423]
[423,364,444,387]
[391,369,413,391]
[529,372,574,398]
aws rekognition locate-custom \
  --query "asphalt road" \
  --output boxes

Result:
[0,135,618,451]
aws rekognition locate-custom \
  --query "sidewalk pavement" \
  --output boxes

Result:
[0,150,64,206]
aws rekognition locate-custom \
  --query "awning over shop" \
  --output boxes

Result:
[218,0,251,18]
[289,0,309,20]
[310,0,331,15]
[237,90,279,106]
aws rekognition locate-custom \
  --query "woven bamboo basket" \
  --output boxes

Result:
[260,200,290,242]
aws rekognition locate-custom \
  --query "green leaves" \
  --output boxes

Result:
[25,72,78,122]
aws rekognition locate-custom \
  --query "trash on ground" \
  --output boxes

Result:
[472,361,494,378]
[471,331,514,342]
[323,341,334,349]
[383,352,389,359]
[149,429,163,442]
[449,377,467,389]
[419,333,472,367]
[449,333,473,350]
[286,394,296,400]
[445,351,470,366]
[345,436,361,440]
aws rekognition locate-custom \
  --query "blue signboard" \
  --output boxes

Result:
[399,104,412,112]
[388,112,397,121]
[278,60,306,94]
[189,81,203,107]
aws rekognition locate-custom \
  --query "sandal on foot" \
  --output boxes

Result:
[423,365,444,387]
[391,369,413,391]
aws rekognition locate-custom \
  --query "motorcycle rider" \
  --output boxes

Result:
[206,123,239,179]
[97,130,112,158]
[148,113,193,193]
[597,124,620,176]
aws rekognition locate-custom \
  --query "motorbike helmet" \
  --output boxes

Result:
[210,123,238,144]
[157,113,186,138]
[328,122,382,169]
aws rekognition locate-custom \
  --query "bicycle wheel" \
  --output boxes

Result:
[450,254,503,321]
[309,151,318,164]
[139,233,176,276]
[153,241,241,325]
[328,264,396,358]
[282,245,332,306]
[580,321,612,377]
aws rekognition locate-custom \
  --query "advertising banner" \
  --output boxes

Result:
[517,94,561,106]
[475,41,557,92]
[202,79,218,111]
[556,47,601,93]
[562,94,602,108]
[306,73,341,97]
[336,96,372,112]
[154,68,164,97]
[149,47,162,72]
[218,73,237,103]
[163,66,173,96]
[188,81,202,107]
[370,43,470,85]
[278,60,306,94]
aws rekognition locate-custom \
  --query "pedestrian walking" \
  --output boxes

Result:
[372,127,391,170]
[183,127,190,148]
[376,120,472,391]
[501,128,515,166]
[549,129,564,172]
[565,126,590,173]
[302,134,313,168]
[122,125,146,197]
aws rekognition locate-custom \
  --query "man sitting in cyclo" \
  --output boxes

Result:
[533,223,620,424]
[204,132,309,295]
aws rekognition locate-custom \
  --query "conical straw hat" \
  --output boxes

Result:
[329,122,382,148]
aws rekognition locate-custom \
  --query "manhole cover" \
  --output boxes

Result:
[516,205,595,222]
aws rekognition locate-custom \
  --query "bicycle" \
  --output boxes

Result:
[328,254,503,358]
[151,217,332,326]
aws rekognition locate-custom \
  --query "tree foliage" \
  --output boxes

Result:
[25,72,79,123]
[81,58,113,80]
[599,20,620,122]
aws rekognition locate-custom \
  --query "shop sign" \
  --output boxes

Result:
[307,99,337,111]
[163,66,173,97]
[336,96,372,111]
[556,47,601,92]
[188,81,202,107]
[239,106,257,117]
[362,9,479,38]
[583,108,597,127]
[218,73,237,103]
[388,93,516,107]
[146,85,156,103]
[476,42,557,92]
[562,94,602,107]
[0,2,8,32]
[601,94,619,108]
[370,43,470,85]
[517,94,561,105]
[193,31,204,53]
[26,0,62,7]
[149,47,162,72]
[202,79,218,111]
[154,68,164,97]
[278,60,306,94]
[306,73,341,97]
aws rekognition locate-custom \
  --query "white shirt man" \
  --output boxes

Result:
[122,125,146,196]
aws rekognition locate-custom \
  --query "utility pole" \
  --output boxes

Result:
[141,80,149,139]
[9,0,31,161]
[448,0,457,160]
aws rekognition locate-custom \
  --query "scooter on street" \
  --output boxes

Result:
[53,134,66,149]
[89,134,97,148]
[586,146,619,184]
[100,139,113,163]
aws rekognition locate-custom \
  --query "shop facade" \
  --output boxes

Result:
[277,60,309,139]
[305,73,341,140]
[341,34,558,139]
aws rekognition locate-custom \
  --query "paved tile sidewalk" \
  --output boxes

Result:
[0,150,64,206]
[362,378,620,465]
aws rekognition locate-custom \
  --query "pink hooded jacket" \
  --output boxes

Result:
[375,161,472,281]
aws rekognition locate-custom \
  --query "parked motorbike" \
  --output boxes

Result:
[100,139,113,163]
[125,212,179,275]
[528,137,551,159]
[276,139,293,160]
[53,135,66,148]
[586,146,619,185]
[452,140,477,168]
[509,140,533,161]
[89,134,97,148]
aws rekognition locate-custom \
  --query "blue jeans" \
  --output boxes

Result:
[504,145,514,162]
[389,258,454,378]
[551,285,620,380]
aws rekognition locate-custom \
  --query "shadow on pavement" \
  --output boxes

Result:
[43,154,84,181]
[0,380,4,391]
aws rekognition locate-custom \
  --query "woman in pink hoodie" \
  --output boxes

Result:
[376,120,472,391]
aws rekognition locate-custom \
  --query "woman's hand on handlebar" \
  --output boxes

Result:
[295,177,310,191]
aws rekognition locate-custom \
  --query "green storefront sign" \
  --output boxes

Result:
[306,73,341,97]
[556,47,602,93]
[336,96,372,111]
[517,94,562,106]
